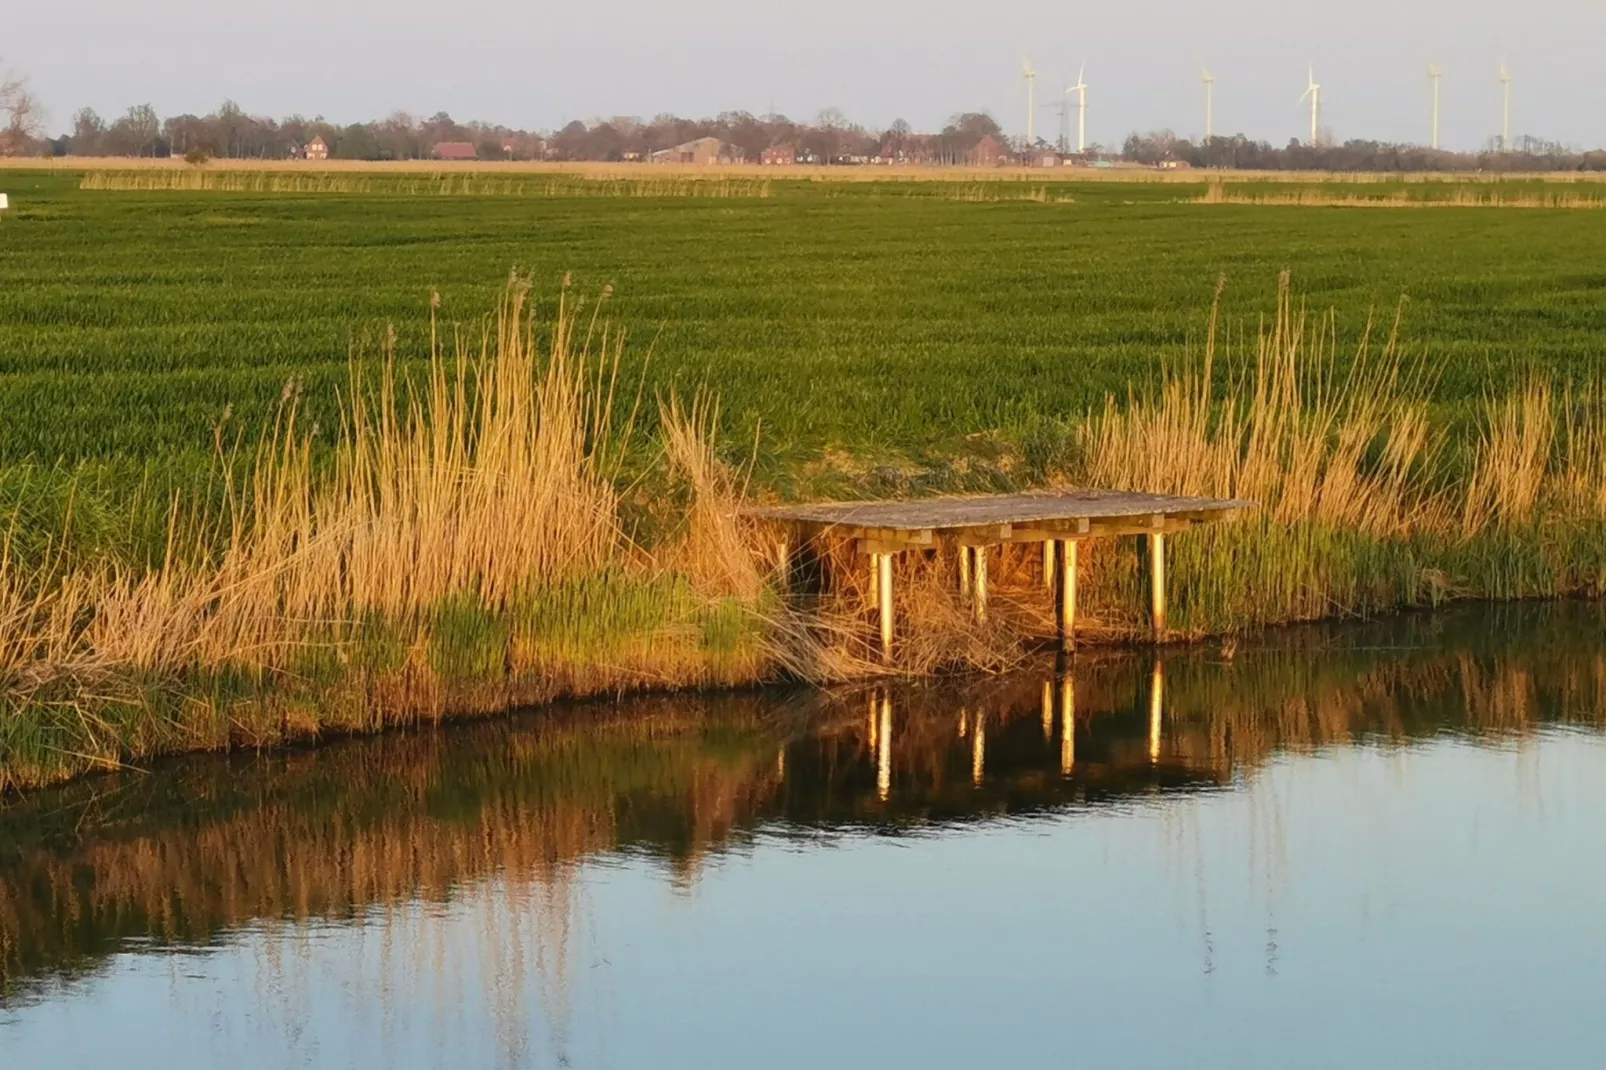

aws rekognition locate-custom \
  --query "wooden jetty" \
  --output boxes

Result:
[746,489,1251,657]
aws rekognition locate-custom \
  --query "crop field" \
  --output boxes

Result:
[4,167,1606,497]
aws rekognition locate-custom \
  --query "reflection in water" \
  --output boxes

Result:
[2,604,1605,1067]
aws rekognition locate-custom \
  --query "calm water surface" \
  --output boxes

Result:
[2,605,1604,1068]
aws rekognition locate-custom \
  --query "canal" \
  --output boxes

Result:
[2,603,1603,1068]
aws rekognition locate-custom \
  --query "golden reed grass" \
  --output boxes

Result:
[1195,181,1606,208]
[3,274,1606,790]
[78,169,773,198]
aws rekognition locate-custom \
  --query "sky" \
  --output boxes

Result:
[10,1,1606,150]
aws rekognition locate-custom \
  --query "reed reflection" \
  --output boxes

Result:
[0,603,1602,1045]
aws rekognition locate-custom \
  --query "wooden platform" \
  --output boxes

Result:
[746,489,1253,657]
[746,490,1249,543]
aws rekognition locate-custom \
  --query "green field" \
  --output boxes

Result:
[5,169,1606,496]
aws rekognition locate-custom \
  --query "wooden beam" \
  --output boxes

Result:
[1042,540,1056,591]
[954,524,1012,546]
[857,537,927,556]
[1058,538,1078,652]
[877,552,895,660]
[1011,519,1190,541]
[868,552,880,611]
[958,544,971,599]
[797,521,936,546]
[1148,532,1167,639]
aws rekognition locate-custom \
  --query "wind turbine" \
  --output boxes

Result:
[1427,64,1442,149]
[1201,67,1216,141]
[1498,61,1512,151]
[1069,62,1088,154]
[1021,54,1038,148]
[1299,66,1322,145]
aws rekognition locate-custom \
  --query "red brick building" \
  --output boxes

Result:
[969,134,1007,167]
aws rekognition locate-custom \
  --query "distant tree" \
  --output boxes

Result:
[550,119,590,160]
[0,62,44,155]
[70,107,107,155]
[882,118,912,158]
[334,123,381,160]
[108,103,162,156]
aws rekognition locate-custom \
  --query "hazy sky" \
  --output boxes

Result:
[11,1,1605,149]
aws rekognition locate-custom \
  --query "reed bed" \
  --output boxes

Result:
[1067,275,1606,633]
[2,275,1606,790]
[1195,180,1606,208]
[78,169,773,197]
[0,278,801,787]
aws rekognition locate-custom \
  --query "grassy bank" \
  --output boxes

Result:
[2,275,1605,790]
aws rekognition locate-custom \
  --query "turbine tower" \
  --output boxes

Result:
[1498,61,1512,151]
[1201,67,1216,141]
[1022,54,1038,148]
[1427,64,1442,150]
[1070,63,1088,154]
[1299,66,1322,145]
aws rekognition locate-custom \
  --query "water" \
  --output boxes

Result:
[2,604,1604,1069]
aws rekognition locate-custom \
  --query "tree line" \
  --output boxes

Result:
[4,68,1605,172]
[1121,129,1606,173]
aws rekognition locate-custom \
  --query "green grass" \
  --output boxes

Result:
[5,169,1606,501]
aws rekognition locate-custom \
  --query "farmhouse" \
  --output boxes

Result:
[305,136,330,161]
[969,134,1008,168]
[433,141,480,162]
[650,137,736,165]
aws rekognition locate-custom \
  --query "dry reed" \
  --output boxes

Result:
[1195,180,1606,209]
[78,169,773,198]
[4,274,1606,789]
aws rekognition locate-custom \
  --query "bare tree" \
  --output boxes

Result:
[1,62,44,155]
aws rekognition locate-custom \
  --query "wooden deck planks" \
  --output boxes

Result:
[744,490,1251,534]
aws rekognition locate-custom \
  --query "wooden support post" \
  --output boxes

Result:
[1042,540,1056,590]
[776,536,791,586]
[877,691,893,801]
[1148,532,1167,640]
[958,544,971,600]
[1148,659,1164,764]
[1041,680,1054,740]
[973,545,989,622]
[1058,539,1078,653]
[877,551,895,661]
[1059,676,1075,774]
[868,552,880,610]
